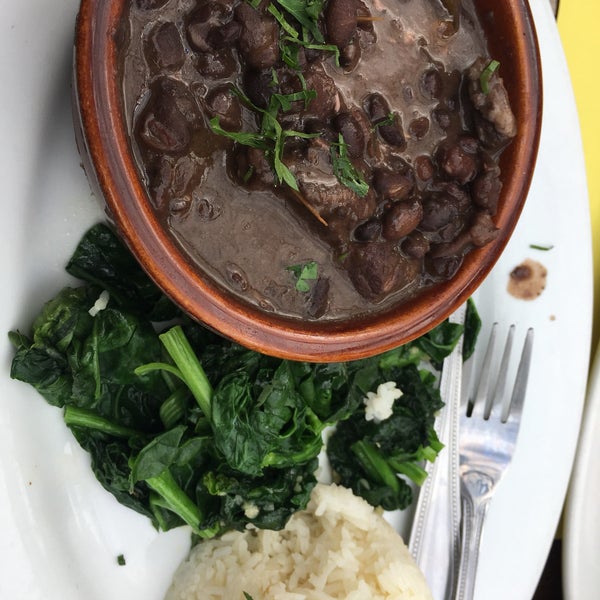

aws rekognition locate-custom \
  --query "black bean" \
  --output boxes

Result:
[401,232,430,259]
[333,112,365,158]
[364,94,406,149]
[354,218,381,242]
[242,68,275,109]
[194,48,237,79]
[442,181,471,211]
[426,255,463,281]
[136,78,199,153]
[420,196,459,231]
[421,68,443,99]
[408,116,430,140]
[438,138,479,184]
[235,2,279,69]
[154,76,202,124]
[187,22,211,53]
[144,21,185,71]
[372,169,413,201]
[325,0,359,49]
[186,3,232,52]
[138,105,191,153]
[303,118,335,140]
[415,155,435,181]
[207,21,242,49]
[340,35,361,72]
[364,92,390,123]
[381,199,423,240]
[379,115,406,149]
[205,85,242,131]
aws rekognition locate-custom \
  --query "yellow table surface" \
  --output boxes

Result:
[558,2,600,350]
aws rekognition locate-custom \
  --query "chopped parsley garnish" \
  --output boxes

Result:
[260,0,339,69]
[209,86,317,191]
[271,0,326,43]
[529,243,554,251]
[117,554,126,566]
[286,260,318,292]
[213,2,362,196]
[480,59,500,94]
[330,134,369,197]
[372,112,395,130]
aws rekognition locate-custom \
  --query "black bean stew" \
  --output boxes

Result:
[121,0,517,320]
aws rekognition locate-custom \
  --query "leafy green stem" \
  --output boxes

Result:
[145,469,207,536]
[388,460,429,487]
[159,326,213,418]
[351,440,401,493]
[159,387,190,429]
[64,406,142,439]
[135,361,185,381]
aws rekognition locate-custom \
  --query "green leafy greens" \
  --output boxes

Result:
[9,223,480,536]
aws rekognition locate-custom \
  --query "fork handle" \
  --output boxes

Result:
[455,473,493,600]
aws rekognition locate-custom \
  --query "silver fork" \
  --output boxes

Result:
[455,324,534,600]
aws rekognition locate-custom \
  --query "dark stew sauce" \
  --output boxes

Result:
[121,0,517,320]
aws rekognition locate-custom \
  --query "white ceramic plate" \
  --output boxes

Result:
[563,341,600,600]
[0,1,592,599]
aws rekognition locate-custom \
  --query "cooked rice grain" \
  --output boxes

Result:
[164,483,432,600]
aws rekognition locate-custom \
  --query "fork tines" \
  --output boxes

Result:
[466,323,534,422]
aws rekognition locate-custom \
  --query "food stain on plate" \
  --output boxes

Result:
[507,258,547,300]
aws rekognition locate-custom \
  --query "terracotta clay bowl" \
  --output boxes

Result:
[73,0,542,362]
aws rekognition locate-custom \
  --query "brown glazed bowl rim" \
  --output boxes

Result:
[74,0,542,362]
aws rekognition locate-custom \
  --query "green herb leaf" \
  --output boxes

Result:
[268,2,300,39]
[281,35,340,66]
[274,0,325,43]
[480,59,500,94]
[529,243,554,251]
[210,89,317,192]
[209,118,267,149]
[372,112,395,130]
[330,134,369,197]
[286,260,318,292]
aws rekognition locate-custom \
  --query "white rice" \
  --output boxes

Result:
[164,483,433,600]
